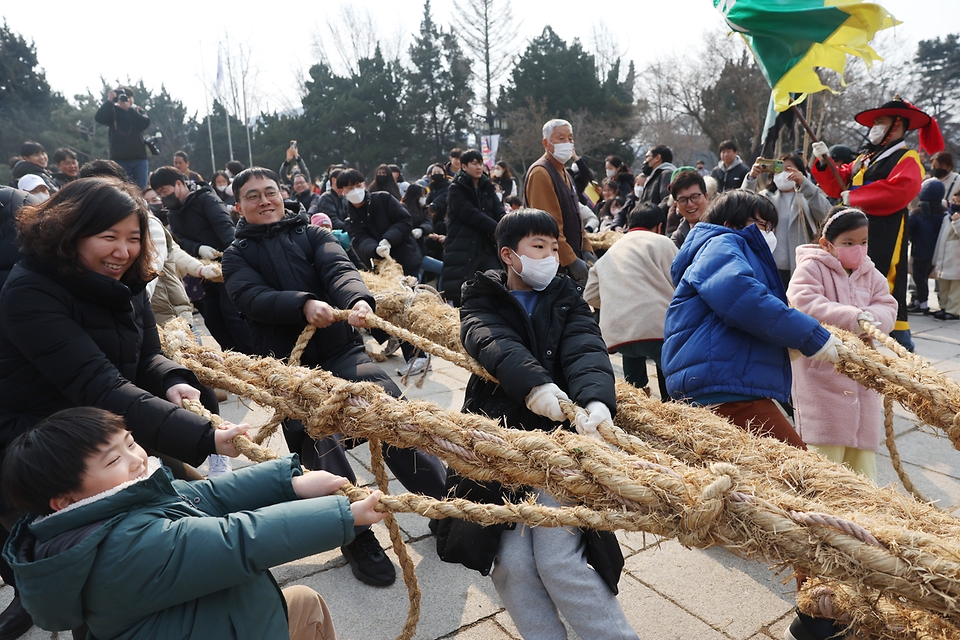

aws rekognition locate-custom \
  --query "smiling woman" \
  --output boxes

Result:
[0,177,246,504]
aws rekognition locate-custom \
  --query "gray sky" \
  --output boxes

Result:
[3,0,957,116]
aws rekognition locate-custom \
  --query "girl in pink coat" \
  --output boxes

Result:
[787,209,897,480]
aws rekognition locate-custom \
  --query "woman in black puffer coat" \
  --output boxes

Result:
[0,179,242,479]
[442,150,505,306]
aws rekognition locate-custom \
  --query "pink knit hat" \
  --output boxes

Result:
[311,213,332,228]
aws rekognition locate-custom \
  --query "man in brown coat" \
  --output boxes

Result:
[524,119,595,287]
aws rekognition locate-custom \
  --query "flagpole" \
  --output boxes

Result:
[790,105,847,190]
[199,42,216,173]
[217,46,235,163]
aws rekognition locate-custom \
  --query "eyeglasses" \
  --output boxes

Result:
[242,188,279,203]
[747,216,773,231]
[676,193,704,206]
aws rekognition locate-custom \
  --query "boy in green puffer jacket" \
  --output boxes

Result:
[2,407,383,639]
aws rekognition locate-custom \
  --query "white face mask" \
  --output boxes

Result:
[633,185,643,198]
[550,142,574,164]
[345,187,366,205]
[418,196,427,206]
[605,168,616,178]
[773,172,794,192]
[511,250,558,291]
[868,123,887,145]
[32,192,50,202]
[761,229,778,254]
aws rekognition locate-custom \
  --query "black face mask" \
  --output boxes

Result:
[933,167,949,179]
[375,175,388,185]
[161,194,181,210]
[431,175,445,185]
[148,203,164,215]
[641,162,653,177]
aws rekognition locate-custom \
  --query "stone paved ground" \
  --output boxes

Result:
[7,298,960,640]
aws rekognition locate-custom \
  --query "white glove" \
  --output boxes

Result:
[376,239,391,258]
[199,264,220,280]
[525,383,570,423]
[575,401,610,440]
[412,228,423,239]
[841,190,851,206]
[810,334,842,364]
[811,141,829,160]
[857,311,880,328]
[198,245,218,260]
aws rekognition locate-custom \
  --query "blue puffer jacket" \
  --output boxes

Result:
[662,223,830,403]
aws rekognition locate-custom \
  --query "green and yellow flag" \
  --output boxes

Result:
[714,0,900,112]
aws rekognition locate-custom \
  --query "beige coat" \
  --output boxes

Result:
[933,212,960,281]
[150,226,202,326]
[584,228,677,349]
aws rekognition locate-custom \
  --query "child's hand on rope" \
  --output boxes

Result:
[575,401,610,441]
[350,489,386,526]
[810,334,842,364]
[857,311,881,329]
[525,383,570,422]
[213,421,250,457]
[304,299,336,328]
[292,470,348,499]
[348,300,374,329]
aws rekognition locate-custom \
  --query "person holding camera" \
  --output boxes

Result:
[94,86,151,188]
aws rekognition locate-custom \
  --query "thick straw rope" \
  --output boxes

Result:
[798,578,960,640]
[161,320,960,622]
[585,230,624,251]
[180,397,423,640]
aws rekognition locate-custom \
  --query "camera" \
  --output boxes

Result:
[113,88,129,103]
[142,131,162,156]
[756,158,784,173]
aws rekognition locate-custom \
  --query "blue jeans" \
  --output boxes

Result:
[419,255,443,288]
[117,159,149,188]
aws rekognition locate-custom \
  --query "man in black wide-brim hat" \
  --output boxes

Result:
[811,96,944,352]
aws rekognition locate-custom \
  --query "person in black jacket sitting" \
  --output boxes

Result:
[221,167,446,588]
[317,168,347,230]
[292,172,320,214]
[150,166,253,355]
[443,149,506,306]
[0,188,40,289]
[0,178,248,638]
[340,168,429,375]
[436,209,637,640]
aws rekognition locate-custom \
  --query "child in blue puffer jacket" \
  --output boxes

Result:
[662,190,839,448]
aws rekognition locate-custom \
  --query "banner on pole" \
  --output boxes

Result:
[481,134,500,168]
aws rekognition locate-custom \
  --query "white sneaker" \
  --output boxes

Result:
[207,454,232,478]
[396,357,429,377]
[382,336,401,357]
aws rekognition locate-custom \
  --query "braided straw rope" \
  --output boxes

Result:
[161,320,960,622]
[798,578,960,640]
[584,230,624,251]
[179,397,423,640]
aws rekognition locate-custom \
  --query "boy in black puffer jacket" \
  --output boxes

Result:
[221,167,446,590]
[436,209,638,640]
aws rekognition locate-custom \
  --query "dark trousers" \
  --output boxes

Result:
[281,344,447,531]
[913,259,933,303]
[200,281,253,355]
[616,340,668,401]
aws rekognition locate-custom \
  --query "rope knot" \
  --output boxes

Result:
[677,463,739,547]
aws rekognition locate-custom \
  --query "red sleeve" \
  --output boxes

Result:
[849,152,923,216]
[810,160,853,198]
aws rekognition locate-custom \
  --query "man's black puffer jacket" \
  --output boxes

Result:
[442,172,505,306]
[167,185,237,257]
[344,191,422,276]
[222,211,375,366]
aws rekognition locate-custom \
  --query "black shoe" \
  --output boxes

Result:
[906,302,925,314]
[0,595,33,640]
[942,312,960,321]
[784,611,845,640]
[428,518,440,535]
[341,529,396,587]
